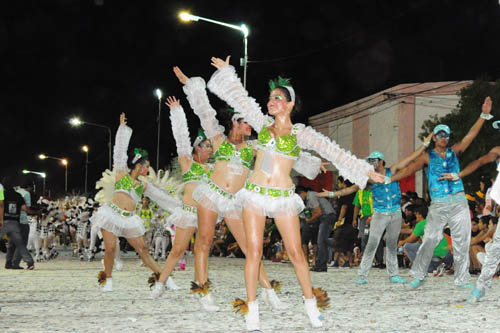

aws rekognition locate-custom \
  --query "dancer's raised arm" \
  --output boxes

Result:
[167,95,194,164]
[113,113,133,173]
[207,56,269,132]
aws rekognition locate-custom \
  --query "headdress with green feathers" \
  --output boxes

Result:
[132,148,149,164]
[229,107,244,122]
[269,76,295,102]
[193,128,207,148]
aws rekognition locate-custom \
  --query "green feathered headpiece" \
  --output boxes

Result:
[132,148,149,163]
[193,128,207,147]
[269,76,295,102]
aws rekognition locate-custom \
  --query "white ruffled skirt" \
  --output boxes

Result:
[166,206,198,229]
[90,205,145,238]
[192,182,241,220]
[235,188,305,218]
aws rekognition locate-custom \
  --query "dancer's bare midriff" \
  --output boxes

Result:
[249,151,295,188]
[210,160,249,194]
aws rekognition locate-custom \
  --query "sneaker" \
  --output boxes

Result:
[467,287,485,304]
[245,301,260,332]
[166,276,180,291]
[150,282,165,299]
[227,253,236,258]
[102,278,113,292]
[304,297,323,328]
[330,260,339,268]
[27,264,35,270]
[407,279,424,290]
[199,293,220,312]
[433,263,446,277]
[389,275,407,284]
[356,278,367,285]
[458,283,474,289]
[261,288,288,311]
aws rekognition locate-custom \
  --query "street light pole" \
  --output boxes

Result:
[70,118,112,170]
[22,170,46,196]
[179,13,249,88]
[155,89,162,171]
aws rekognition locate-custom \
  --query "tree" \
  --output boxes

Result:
[419,77,500,193]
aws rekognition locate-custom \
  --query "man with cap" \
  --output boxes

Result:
[356,140,431,285]
[389,96,492,289]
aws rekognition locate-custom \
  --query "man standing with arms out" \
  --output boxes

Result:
[297,186,337,272]
[0,177,38,270]
[389,96,492,289]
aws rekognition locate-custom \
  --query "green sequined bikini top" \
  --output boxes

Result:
[214,140,254,169]
[114,173,145,204]
[257,124,302,159]
[182,161,213,183]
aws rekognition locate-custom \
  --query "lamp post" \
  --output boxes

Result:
[179,12,250,88]
[22,169,46,194]
[39,154,68,193]
[82,145,89,193]
[70,117,112,170]
[155,88,162,170]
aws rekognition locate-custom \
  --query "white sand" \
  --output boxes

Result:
[0,251,497,332]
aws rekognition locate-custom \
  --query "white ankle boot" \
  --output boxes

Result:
[199,293,220,312]
[304,297,323,328]
[102,278,113,292]
[261,288,288,311]
[150,281,165,299]
[166,276,180,290]
[245,301,260,332]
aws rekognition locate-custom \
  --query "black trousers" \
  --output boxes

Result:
[2,221,34,267]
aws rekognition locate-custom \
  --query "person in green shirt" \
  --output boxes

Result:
[352,184,373,251]
[399,205,452,273]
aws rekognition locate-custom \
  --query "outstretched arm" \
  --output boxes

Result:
[440,146,500,181]
[317,185,359,198]
[391,133,432,174]
[296,126,384,188]
[452,96,492,155]
[113,113,133,172]
[166,96,194,171]
[207,56,268,132]
[390,153,428,183]
[175,66,225,150]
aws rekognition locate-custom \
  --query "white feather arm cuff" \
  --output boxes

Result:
[296,126,374,189]
[207,65,268,132]
[183,77,224,139]
[169,105,193,157]
[294,151,322,180]
[143,181,182,213]
[113,125,132,172]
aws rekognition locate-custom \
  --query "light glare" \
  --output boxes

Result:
[155,88,162,100]
[179,12,194,22]
[70,117,82,126]
[39,154,47,160]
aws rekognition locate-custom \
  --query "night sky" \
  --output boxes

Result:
[3,0,500,196]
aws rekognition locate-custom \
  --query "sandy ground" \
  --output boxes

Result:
[0,250,499,333]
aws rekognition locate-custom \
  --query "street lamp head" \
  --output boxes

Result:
[39,154,47,160]
[41,172,46,178]
[155,88,162,100]
[241,24,249,37]
[82,145,89,152]
[179,12,198,22]
[22,169,29,174]
[70,117,83,127]
[61,159,68,166]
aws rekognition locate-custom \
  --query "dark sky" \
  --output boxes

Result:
[3,0,500,196]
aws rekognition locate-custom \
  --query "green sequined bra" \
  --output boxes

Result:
[213,141,254,169]
[182,161,212,183]
[114,173,145,204]
[257,124,301,159]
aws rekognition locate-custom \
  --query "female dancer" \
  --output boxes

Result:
[90,113,180,291]
[207,56,383,330]
[173,66,287,312]
[150,96,213,303]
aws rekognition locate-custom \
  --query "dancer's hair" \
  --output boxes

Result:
[268,77,302,116]
[129,148,149,168]
[218,107,247,136]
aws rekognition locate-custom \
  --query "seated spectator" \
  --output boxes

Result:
[211,221,227,257]
[398,205,453,274]
[470,216,495,274]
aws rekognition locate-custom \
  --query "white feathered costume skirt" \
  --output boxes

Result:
[90,204,145,238]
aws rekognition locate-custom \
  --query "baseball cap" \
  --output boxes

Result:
[366,151,384,160]
[433,124,451,135]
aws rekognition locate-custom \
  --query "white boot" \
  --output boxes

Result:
[102,278,113,292]
[166,276,180,291]
[245,301,260,332]
[150,281,165,299]
[199,293,220,312]
[304,297,323,328]
[261,288,288,311]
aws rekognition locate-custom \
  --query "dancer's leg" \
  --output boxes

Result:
[448,200,472,286]
[242,209,266,302]
[477,225,500,291]
[358,212,388,278]
[194,206,218,284]
[101,229,117,278]
[385,212,402,277]
[225,218,271,289]
[126,236,160,273]
[159,226,196,283]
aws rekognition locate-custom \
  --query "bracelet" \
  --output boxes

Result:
[423,141,430,148]
[480,113,493,120]
[328,191,335,198]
